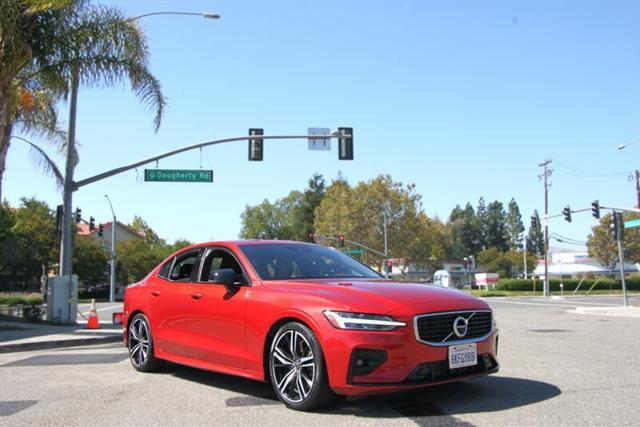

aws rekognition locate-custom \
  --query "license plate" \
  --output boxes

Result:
[448,343,477,369]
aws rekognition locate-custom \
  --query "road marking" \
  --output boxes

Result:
[488,300,576,309]
[526,298,629,307]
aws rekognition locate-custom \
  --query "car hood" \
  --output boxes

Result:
[264,278,488,315]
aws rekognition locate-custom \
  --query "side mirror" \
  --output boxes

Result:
[211,268,240,293]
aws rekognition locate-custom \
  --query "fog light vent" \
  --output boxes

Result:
[349,349,387,380]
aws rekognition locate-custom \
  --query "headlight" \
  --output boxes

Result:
[323,310,406,331]
[492,312,497,331]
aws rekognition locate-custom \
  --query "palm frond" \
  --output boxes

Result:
[24,3,166,132]
[12,84,67,145]
[12,136,64,190]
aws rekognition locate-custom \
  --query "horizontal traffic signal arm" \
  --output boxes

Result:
[73,132,353,190]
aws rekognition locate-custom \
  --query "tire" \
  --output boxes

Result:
[269,322,335,411]
[127,313,162,372]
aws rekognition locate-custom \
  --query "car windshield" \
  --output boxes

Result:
[239,243,382,281]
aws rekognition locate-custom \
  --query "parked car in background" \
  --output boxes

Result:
[123,240,499,410]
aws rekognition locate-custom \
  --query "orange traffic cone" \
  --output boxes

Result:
[87,298,100,329]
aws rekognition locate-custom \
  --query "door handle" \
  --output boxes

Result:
[151,290,160,297]
[191,293,203,300]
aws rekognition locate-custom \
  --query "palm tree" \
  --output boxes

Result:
[0,0,166,200]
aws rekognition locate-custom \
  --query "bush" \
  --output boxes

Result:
[496,278,640,292]
[0,292,44,306]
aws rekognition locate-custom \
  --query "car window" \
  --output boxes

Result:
[168,250,199,282]
[158,258,173,279]
[198,248,247,285]
[240,243,381,280]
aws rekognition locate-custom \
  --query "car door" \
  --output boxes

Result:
[183,246,249,369]
[147,249,200,357]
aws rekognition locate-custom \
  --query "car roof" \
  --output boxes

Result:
[188,239,312,248]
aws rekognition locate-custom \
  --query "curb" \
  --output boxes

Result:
[571,306,640,318]
[0,333,123,354]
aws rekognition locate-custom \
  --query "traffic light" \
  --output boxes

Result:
[75,208,82,223]
[462,257,468,270]
[591,200,600,219]
[611,212,624,241]
[530,214,537,229]
[307,231,315,243]
[562,206,572,223]
[338,234,345,247]
[386,260,393,275]
[98,223,104,237]
[248,128,263,161]
[55,205,63,239]
[89,216,95,231]
[338,127,353,160]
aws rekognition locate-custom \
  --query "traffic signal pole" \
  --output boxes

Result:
[616,235,628,307]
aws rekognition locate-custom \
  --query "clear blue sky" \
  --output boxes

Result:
[4,0,639,251]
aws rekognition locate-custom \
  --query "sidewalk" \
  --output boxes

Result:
[0,317,123,353]
[571,305,640,318]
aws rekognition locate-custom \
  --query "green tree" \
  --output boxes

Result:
[116,237,166,284]
[444,202,481,258]
[478,248,537,279]
[116,217,187,283]
[130,215,163,245]
[73,235,109,286]
[526,209,544,257]
[315,175,432,269]
[587,212,640,267]
[239,198,295,240]
[505,198,525,251]
[485,201,508,251]
[168,238,193,254]
[1,0,166,199]
[476,197,488,250]
[3,197,58,289]
[0,201,18,274]
[239,174,327,241]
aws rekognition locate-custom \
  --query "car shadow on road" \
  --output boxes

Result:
[159,363,560,423]
[326,376,561,419]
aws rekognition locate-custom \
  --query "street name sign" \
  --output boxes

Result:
[343,249,364,255]
[624,219,640,229]
[144,169,213,183]
[308,127,331,151]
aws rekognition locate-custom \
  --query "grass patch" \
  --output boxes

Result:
[466,289,640,298]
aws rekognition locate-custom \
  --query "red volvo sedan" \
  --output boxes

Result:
[123,240,499,410]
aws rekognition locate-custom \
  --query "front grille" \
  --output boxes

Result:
[415,311,492,345]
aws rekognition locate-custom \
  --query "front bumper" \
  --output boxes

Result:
[322,321,499,396]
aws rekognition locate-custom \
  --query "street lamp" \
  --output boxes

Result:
[617,140,640,208]
[104,195,117,303]
[57,10,219,322]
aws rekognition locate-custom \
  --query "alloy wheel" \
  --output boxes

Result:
[129,317,150,368]
[271,330,316,403]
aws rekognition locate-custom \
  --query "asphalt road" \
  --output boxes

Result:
[2,296,639,426]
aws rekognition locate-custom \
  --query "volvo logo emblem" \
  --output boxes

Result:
[453,316,469,338]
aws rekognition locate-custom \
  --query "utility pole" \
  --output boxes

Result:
[635,170,639,209]
[538,159,552,297]
[612,211,629,306]
[105,195,117,303]
[523,236,528,279]
[383,204,389,278]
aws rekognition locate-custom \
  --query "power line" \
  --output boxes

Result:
[555,162,630,178]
